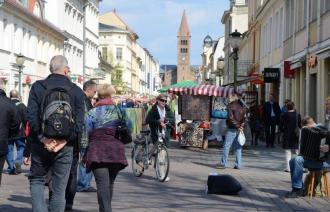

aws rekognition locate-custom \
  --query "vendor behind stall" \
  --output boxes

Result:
[145,94,175,147]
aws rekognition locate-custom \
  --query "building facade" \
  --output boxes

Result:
[45,0,101,85]
[244,0,330,124]
[0,0,66,103]
[99,10,160,96]
[221,0,248,85]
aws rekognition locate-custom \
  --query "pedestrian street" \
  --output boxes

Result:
[1,142,329,212]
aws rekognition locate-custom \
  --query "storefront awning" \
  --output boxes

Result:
[168,85,242,97]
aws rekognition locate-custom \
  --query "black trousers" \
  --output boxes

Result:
[65,149,79,207]
[265,117,277,147]
[93,167,118,212]
[0,154,6,186]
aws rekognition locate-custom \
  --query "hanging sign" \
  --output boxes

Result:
[263,68,280,83]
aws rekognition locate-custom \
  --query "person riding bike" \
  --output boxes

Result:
[145,94,175,148]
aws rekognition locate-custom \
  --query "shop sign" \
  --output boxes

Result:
[263,68,280,83]
[284,61,294,78]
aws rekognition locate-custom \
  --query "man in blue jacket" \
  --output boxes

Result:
[27,55,84,212]
[263,94,281,148]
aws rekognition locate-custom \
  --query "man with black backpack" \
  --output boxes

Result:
[7,90,27,175]
[27,55,84,212]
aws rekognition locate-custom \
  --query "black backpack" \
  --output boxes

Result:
[39,80,75,140]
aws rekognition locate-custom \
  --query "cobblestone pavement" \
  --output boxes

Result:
[1,142,330,212]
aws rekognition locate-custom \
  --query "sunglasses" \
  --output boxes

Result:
[159,99,167,103]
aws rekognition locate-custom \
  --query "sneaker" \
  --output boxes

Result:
[164,177,170,182]
[233,166,240,170]
[8,170,17,175]
[215,164,226,169]
[285,188,304,198]
[15,162,22,174]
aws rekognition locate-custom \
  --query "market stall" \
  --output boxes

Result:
[168,85,240,149]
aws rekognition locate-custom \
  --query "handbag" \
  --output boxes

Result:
[114,106,132,144]
[237,131,246,146]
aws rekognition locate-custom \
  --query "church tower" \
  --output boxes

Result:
[177,10,193,82]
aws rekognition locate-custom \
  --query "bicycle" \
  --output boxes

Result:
[131,124,170,182]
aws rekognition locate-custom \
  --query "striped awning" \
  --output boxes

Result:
[168,85,242,97]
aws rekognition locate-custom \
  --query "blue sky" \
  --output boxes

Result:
[100,0,229,65]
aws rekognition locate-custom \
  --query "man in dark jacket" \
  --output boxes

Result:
[146,94,175,148]
[263,94,281,148]
[66,80,97,211]
[6,90,27,175]
[0,80,19,186]
[27,55,84,212]
[216,92,245,169]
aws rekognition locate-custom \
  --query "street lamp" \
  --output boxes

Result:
[16,53,25,97]
[229,30,242,90]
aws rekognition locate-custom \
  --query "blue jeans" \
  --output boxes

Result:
[289,156,330,189]
[220,129,242,168]
[6,138,25,172]
[77,149,93,192]
[29,143,73,212]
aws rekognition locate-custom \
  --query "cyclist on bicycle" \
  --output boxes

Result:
[145,94,175,148]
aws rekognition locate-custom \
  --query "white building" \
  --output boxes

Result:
[45,0,101,85]
[0,0,66,103]
[99,10,160,96]
[221,0,248,85]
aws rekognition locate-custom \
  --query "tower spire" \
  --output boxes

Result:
[178,10,190,37]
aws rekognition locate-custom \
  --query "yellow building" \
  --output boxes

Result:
[244,0,330,124]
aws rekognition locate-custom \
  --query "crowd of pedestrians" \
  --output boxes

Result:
[0,54,329,210]
[0,55,176,212]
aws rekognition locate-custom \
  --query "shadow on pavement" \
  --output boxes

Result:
[7,194,31,204]
[0,205,32,212]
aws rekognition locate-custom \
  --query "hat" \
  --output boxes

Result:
[157,94,167,101]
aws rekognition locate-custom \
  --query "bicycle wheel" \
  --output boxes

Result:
[131,145,144,177]
[155,146,170,182]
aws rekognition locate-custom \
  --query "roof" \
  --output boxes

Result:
[160,65,177,72]
[177,10,191,37]
[99,11,139,40]
[221,10,231,24]
[99,23,128,33]
[4,0,67,39]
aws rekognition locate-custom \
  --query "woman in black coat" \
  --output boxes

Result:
[280,101,301,172]
[145,94,175,148]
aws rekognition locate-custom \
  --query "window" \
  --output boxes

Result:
[285,0,295,38]
[116,47,122,60]
[153,77,156,91]
[180,48,188,53]
[310,0,317,22]
[147,73,150,89]
[278,8,283,47]
[181,40,188,45]
[102,47,107,61]
[33,1,42,17]
[321,0,330,14]
[18,0,28,7]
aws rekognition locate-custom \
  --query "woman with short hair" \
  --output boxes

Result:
[84,84,131,212]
